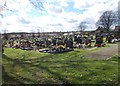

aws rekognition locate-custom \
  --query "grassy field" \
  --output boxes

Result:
[2,47,119,85]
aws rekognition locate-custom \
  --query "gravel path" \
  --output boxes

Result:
[87,44,119,59]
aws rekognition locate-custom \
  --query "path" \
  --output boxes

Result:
[87,44,118,59]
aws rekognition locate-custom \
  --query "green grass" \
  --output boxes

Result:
[2,47,119,85]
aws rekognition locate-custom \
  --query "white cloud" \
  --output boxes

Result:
[74,0,112,9]
[0,0,119,33]
[60,1,68,7]
[44,4,63,14]
[74,0,119,30]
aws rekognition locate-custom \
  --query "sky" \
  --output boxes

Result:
[0,0,119,33]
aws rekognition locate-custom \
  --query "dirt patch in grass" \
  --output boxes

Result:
[87,44,118,59]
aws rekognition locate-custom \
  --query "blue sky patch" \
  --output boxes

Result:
[63,1,86,14]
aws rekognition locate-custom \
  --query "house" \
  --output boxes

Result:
[114,26,120,38]
[114,26,120,32]
[95,27,106,33]
[95,27,107,37]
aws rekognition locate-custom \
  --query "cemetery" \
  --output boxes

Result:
[2,30,119,53]
[1,0,119,85]
[1,29,119,84]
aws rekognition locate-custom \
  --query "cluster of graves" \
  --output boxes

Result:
[2,33,118,54]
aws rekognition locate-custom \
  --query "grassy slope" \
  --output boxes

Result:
[2,47,119,85]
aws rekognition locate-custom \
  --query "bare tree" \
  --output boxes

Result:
[78,21,87,36]
[2,29,9,40]
[0,0,18,14]
[37,29,40,37]
[29,0,45,10]
[96,10,116,33]
[0,0,44,15]
[118,1,120,25]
